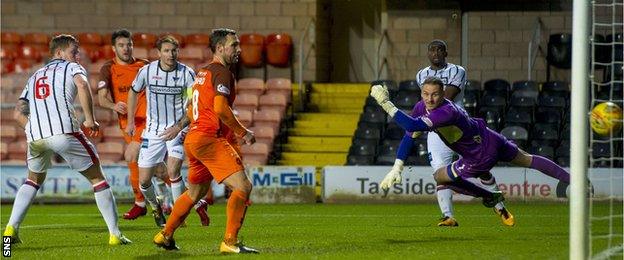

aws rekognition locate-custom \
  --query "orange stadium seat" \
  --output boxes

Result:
[132,33,158,48]
[80,45,102,63]
[241,142,269,156]
[77,32,103,46]
[253,109,282,132]
[237,78,265,96]
[13,59,33,73]
[1,32,22,45]
[2,61,15,74]
[258,93,288,114]
[160,32,185,47]
[18,45,42,63]
[102,32,113,45]
[235,109,253,127]
[94,108,113,126]
[265,33,292,67]
[1,108,15,125]
[242,155,266,166]
[203,48,214,61]
[185,33,210,46]
[249,125,276,145]
[133,47,149,60]
[7,141,27,160]
[96,142,124,163]
[0,125,17,143]
[1,44,19,61]
[99,45,115,60]
[239,34,265,68]
[0,142,7,160]
[233,93,259,111]
[266,77,292,101]
[179,46,204,62]
[23,33,50,45]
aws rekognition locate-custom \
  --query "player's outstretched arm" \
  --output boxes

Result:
[213,95,255,145]
[125,89,138,136]
[13,99,29,129]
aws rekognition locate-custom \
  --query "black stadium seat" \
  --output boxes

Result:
[371,79,398,97]
[465,80,481,91]
[392,90,420,110]
[483,79,510,97]
[547,33,572,69]
[360,110,386,124]
[346,155,373,165]
[399,80,420,92]
[531,123,559,146]
[384,123,405,140]
[354,127,381,140]
[500,126,529,149]
[349,141,376,156]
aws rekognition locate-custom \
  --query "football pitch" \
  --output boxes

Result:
[1,202,621,259]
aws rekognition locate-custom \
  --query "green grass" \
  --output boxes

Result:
[1,202,622,259]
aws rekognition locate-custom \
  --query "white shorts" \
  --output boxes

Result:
[27,132,99,173]
[138,131,186,168]
[427,131,455,171]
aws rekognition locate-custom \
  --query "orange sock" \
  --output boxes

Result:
[224,190,249,244]
[128,162,144,203]
[163,192,194,237]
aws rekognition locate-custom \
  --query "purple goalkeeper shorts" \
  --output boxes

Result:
[448,128,519,179]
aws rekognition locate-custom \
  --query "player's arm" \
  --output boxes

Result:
[96,64,127,114]
[444,85,460,100]
[445,65,466,100]
[74,73,100,136]
[159,104,191,141]
[126,67,147,136]
[13,99,29,129]
[214,95,255,145]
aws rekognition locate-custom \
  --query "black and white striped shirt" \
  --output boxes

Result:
[19,59,85,142]
[131,60,195,138]
[416,63,466,106]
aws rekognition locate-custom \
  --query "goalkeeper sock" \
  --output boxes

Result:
[436,186,454,217]
[163,192,194,237]
[7,179,40,229]
[93,181,121,237]
[128,162,144,204]
[224,190,249,245]
[530,155,570,184]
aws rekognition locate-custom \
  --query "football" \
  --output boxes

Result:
[590,102,623,136]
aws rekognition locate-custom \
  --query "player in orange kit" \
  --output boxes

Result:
[153,28,258,253]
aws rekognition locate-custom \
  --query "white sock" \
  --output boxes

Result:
[436,186,454,217]
[135,201,146,207]
[170,176,185,203]
[7,180,40,229]
[140,183,159,210]
[194,199,207,209]
[153,178,170,204]
[93,181,121,236]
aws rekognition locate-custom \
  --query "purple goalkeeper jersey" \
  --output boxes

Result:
[410,99,518,176]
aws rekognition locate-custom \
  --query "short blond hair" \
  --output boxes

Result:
[49,34,79,56]
[156,35,179,50]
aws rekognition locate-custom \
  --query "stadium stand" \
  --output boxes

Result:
[265,33,292,67]
[240,33,265,68]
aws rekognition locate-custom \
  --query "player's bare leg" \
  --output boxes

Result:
[433,165,504,208]
[154,182,211,250]
[139,166,166,227]
[123,141,147,220]
[3,170,46,244]
[81,163,131,245]
[219,171,258,254]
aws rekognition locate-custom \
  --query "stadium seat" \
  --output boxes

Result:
[349,141,376,156]
[258,93,288,114]
[133,47,149,60]
[23,33,49,46]
[1,32,22,45]
[538,95,566,110]
[556,156,570,167]
[360,110,386,124]
[13,59,33,73]
[265,33,292,67]
[547,33,572,69]
[358,121,383,134]
[509,95,536,108]
[102,126,124,143]
[354,127,381,140]
[160,33,185,47]
[1,44,19,61]
[235,109,253,127]
[241,142,270,156]
[398,80,420,92]
[0,125,17,143]
[18,45,43,63]
[96,142,124,163]
[7,141,27,160]
[239,33,265,68]
[94,108,113,126]
[249,125,276,145]
[512,80,539,93]
[253,109,282,132]
[0,142,7,160]
[99,45,115,60]
[483,79,510,97]
[346,154,373,165]
[478,107,503,131]
[148,48,160,60]
[375,143,397,165]
[185,33,210,47]
[77,32,103,46]
[481,94,507,111]
[505,107,533,127]
[463,90,479,116]
[179,46,204,62]
[392,90,420,110]
[233,93,259,111]
[535,108,562,126]
[266,78,292,101]
[500,126,529,149]
[132,33,158,48]
[465,80,481,90]
[237,78,265,96]
[529,144,555,160]
[531,123,559,146]
[1,61,14,74]
[243,154,267,166]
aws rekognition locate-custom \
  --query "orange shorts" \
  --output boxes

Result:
[121,118,146,144]
[185,132,244,185]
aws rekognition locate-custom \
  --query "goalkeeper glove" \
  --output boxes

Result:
[380,159,404,191]
[370,85,398,117]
